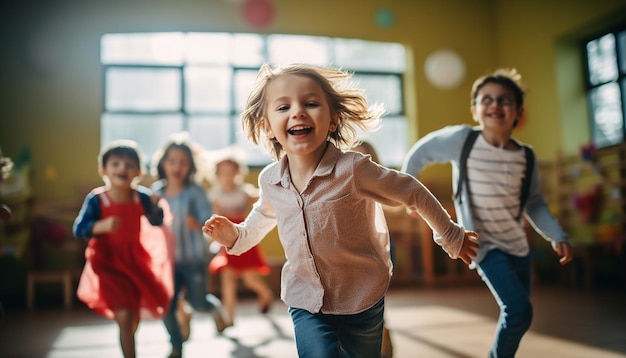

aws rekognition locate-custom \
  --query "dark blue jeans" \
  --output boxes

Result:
[289,297,384,358]
[477,249,533,358]
[163,261,219,350]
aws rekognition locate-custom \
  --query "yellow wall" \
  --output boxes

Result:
[494,0,626,157]
[0,0,500,202]
[0,0,625,256]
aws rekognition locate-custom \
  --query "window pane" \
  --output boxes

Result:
[334,39,405,73]
[618,31,626,74]
[100,32,409,168]
[622,77,626,134]
[185,66,232,113]
[353,74,403,114]
[231,33,265,67]
[268,35,330,66]
[188,115,232,151]
[185,33,231,64]
[586,33,618,85]
[101,33,184,65]
[101,113,183,163]
[590,82,624,147]
[234,69,260,111]
[105,67,181,111]
[355,116,409,168]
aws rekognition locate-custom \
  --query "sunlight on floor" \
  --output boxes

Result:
[386,306,626,358]
[36,302,626,358]
[47,312,297,358]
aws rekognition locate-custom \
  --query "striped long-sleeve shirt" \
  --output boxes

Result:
[401,124,568,267]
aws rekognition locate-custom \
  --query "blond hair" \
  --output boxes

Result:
[206,146,249,185]
[241,63,386,160]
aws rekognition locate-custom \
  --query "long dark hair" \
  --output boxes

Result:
[155,142,196,184]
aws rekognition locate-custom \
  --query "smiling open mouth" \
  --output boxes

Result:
[288,126,313,135]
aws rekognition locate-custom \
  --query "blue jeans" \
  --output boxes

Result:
[289,297,384,358]
[163,261,219,350]
[477,249,533,358]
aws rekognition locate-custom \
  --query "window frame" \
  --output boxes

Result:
[583,24,626,149]
[101,32,408,168]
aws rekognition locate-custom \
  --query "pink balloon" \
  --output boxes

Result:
[242,0,275,28]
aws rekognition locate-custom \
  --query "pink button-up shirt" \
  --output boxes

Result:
[229,143,465,314]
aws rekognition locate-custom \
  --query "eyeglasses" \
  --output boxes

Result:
[474,96,515,107]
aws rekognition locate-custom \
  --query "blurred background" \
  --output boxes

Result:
[1,0,625,312]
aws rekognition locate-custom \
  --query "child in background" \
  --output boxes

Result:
[208,151,274,327]
[0,148,13,221]
[203,63,478,357]
[150,133,228,358]
[73,140,174,358]
[351,140,394,358]
[401,68,572,357]
[0,148,11,321]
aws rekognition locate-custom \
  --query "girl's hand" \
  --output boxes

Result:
[186,215,201,231]
[203,215,238,249]
[150,193,161,205]
[458,231,479,265]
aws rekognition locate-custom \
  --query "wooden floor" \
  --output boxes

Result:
[1,283,625,358]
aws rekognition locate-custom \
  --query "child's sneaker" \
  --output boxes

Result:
[206,294,231,333]
[381,325,393,358]
[167,348,182,358]
[259,291,274,314]
[175,297,193,342]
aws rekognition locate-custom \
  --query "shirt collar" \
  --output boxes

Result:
[268,142,340,188]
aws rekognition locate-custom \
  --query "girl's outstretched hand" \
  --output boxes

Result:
[458,231,479,265]
[203,214,238,249]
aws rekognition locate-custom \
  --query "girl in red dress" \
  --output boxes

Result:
[208,154,274,326]
[73,140,174,358]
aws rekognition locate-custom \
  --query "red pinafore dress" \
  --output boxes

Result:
[77,188,175,320]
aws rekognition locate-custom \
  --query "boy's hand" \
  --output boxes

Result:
[203,215,238,249]
[93,216,120,234]
[458,231,479,265]
[0,203,12,221]
[554,241,573,265]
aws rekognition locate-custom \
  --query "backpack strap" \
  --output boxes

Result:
[518,145,535,218]
[455,129,481,204]
[455,130,535,219]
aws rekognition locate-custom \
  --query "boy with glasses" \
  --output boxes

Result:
[401,68,573,357]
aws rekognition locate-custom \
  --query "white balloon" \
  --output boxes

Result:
[424,49,466,90]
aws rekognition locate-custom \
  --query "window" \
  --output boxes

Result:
[584,27,626,148]
[100,32,408,167]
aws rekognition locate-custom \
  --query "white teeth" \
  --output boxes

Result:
[289,125,310,131]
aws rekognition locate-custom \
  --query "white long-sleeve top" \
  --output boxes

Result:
[228,142,465,314]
